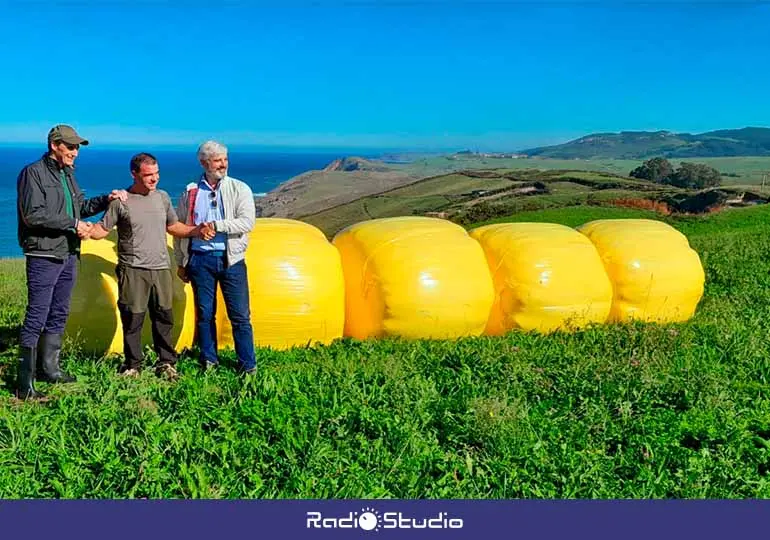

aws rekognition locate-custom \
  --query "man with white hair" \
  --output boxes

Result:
[174,141,256,375]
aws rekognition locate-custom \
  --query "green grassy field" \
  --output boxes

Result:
[410,156,770,185]
[1,205,770,498]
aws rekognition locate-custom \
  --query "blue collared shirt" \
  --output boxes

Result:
[191,176,227,252]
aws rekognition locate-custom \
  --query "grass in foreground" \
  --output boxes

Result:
[1,206,770,498]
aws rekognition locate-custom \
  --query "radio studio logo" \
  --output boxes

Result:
[306,506,464,531]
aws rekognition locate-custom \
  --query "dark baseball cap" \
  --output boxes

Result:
[48,124,89,146]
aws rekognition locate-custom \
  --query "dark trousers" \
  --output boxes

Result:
[187,252,255,370]
[116,265,177,370]
[20,255,77,348]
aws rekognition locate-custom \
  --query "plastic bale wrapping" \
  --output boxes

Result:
[65,233,195,355]
[469,222,613,334]
[577,218,705,323]
[332,216,494,340]
[215,218,345,350]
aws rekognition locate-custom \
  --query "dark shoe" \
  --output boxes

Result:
[16,346,45,400]
[239,366,256,377]
[155,363,179,381]
[118,362,141,376]
[37,333,75,384]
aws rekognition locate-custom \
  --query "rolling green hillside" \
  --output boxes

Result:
[259,155,770,220]
[300,169,686,237]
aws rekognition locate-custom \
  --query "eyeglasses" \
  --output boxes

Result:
[57,142,79,151]
[209,191,217,208]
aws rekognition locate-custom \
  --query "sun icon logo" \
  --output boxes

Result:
[358,507,382,532]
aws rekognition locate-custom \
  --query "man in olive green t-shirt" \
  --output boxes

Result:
[90,153,214,378]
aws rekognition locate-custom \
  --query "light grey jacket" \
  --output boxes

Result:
[174,175,255,268]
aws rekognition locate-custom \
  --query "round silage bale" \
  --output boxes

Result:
[64,236,122,354]
[65,233,195,356]
[332,216,494,340]
[577,218,705,323]
[469,222,613,333]
[215,218,345,350]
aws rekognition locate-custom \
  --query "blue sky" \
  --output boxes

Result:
[1,1,768,151]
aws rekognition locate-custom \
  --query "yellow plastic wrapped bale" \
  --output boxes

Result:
[215,218,345,350]
[469,222,613,334]
[333,216,494,340]
[65,232,195,355]
[577,219,705,323]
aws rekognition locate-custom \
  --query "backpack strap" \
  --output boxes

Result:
[185,182,199,225]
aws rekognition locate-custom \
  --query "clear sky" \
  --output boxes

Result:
[1,1,768,151]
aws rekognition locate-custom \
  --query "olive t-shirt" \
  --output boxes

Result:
[99,189,178,270]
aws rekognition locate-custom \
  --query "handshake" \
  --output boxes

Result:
[192,222,216,241]
[76,189,129,239]
[76,221,94,239]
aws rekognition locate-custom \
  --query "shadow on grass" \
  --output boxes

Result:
[0,324,20,354]
[0,324,20,396]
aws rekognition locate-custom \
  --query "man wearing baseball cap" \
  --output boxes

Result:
[15,124,128,400]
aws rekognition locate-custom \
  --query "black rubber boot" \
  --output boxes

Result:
[37,333,75,384]
[16,346,45,400]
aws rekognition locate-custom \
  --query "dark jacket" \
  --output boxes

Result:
[17,153,110,259]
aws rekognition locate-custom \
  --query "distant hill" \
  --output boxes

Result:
[322,156,391,172]
[521,127,770,159]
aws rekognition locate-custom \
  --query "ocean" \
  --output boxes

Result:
[0,146,379,258]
